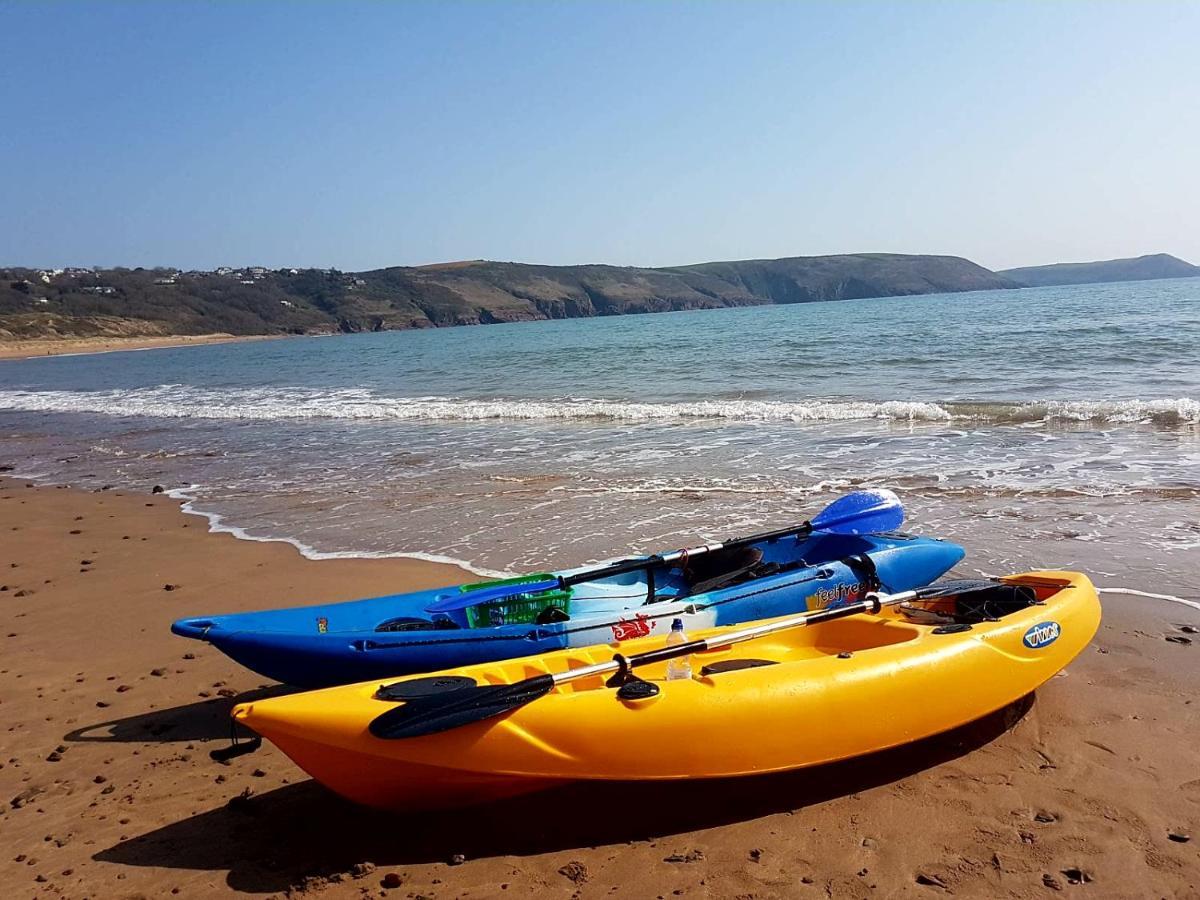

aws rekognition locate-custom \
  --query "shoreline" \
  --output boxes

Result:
[161,484,510,578]
[0,478,1197,898]
[0,472,505,578]
[0,333,288,361]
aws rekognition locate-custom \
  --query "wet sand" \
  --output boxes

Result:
[1,479,1197,898]
[0,334,282,360]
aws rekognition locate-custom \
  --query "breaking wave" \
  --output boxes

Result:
[0,386,1197,426]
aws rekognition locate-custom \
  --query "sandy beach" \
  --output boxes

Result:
[0,334,282,361]
[0,478,1196,899]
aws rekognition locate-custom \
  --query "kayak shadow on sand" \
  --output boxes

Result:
[94,694,1034,894]
[62,686,296,744]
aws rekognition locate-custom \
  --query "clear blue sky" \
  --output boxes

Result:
[3,1,1197,272]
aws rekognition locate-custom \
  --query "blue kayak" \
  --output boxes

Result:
[173,530,963,688]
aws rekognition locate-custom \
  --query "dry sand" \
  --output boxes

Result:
[0,334,282,360]
[0,479,1197,899]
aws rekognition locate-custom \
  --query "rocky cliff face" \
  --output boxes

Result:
[0,252,1021,339]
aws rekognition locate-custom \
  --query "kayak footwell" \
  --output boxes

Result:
[263,730,566,810]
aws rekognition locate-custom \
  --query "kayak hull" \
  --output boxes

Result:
[234,571,1101,810]
[175,531,963,687]
[263,732,569,809]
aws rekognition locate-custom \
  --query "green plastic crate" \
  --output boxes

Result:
[459,573,572,628]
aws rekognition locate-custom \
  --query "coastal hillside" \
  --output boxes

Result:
[0,253,1014,339]
[999,253,1200,287]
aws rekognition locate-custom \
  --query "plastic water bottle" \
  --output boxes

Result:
[665,618,692,680]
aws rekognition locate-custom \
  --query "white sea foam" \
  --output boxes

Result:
[1098,586,1200,613]
[162,486,509,578]
[1,385,1197,426]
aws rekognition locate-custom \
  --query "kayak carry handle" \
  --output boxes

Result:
[170,618,216,639]
[209,721,263,762]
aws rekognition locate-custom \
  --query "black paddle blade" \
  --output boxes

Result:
[368,674,556,740]
[914,579,998,600]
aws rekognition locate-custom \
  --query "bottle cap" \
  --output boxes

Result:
[671,618,684,631]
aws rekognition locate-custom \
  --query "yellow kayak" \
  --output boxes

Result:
[233,571,1100,810]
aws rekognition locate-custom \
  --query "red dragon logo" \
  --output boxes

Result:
[611,613,654,642]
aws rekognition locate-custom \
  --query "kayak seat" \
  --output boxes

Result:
[700,658,778,676]
[952,584,1038,623]
[902,583,1039,626]
[684,547,765,596]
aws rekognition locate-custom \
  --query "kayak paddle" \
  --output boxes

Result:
[425,488,904,614]
[372,577,994,740]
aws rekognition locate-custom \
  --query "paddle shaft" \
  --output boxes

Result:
[560,520,816,589]
[547,588,919,687]
[369,577,992,739]
[558,488,901,589]
[425,490,902,614]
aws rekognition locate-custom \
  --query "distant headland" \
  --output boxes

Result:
[2,252,1196,343]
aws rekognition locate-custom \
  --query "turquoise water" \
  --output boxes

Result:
[1,278,1198,591]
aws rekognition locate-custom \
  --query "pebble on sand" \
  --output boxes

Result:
[558,861,589,884]
[1062,867,1093,885]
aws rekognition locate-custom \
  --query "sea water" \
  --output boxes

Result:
[1,277,1197,599]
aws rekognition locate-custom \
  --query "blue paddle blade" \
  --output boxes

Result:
[809,488,903,535]
[424,578,561,614]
